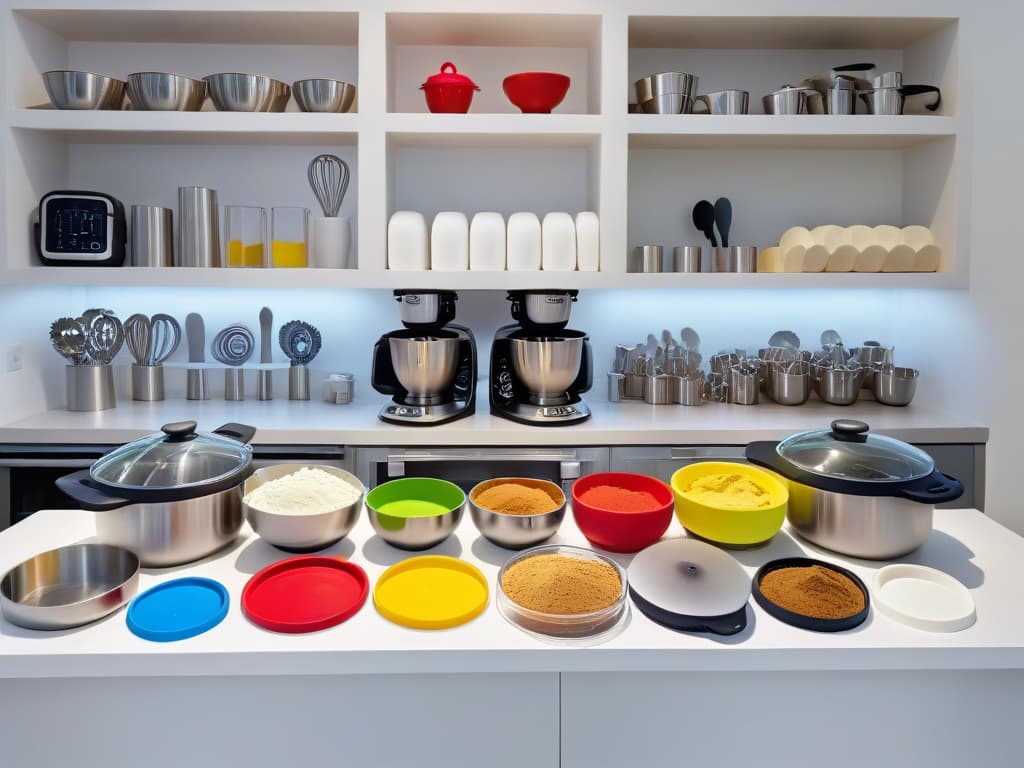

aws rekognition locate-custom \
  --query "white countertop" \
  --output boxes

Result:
[0,398,988,446]
[0,507,1020,679]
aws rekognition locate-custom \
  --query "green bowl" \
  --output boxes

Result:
[365,477,466,551]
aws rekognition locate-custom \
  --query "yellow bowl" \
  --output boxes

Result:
[670,462,788,546]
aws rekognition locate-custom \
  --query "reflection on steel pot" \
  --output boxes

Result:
[56,420,256,567]
[745,419,963,559]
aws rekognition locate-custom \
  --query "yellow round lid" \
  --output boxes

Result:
[373,556,488,630]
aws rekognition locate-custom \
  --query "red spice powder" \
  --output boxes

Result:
[579,484,662,512]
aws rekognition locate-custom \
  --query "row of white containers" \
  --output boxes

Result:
[387,211,600,271]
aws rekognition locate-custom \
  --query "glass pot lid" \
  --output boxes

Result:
[91,421,254,493]
[775,419,934,483]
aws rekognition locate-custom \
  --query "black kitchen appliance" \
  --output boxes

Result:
[371,290,477,426]
[35,190,127,266]
[490,290,592,426]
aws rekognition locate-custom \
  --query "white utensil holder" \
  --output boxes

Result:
[310,216,351,269]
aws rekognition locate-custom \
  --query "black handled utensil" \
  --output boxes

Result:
[692,200,717,247]
[713,197,732,248]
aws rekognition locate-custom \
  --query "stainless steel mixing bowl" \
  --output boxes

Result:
[243,464,364,552]
[468,477,566,550]
[127,72,207,111]
[293,78,357,112]
[0,543,139,630]
[204,72,290,112]
[389,336,459,402]
[510,336,583,402]
[43,70,126,110]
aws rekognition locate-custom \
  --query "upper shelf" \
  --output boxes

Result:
[628,115,958,149]
[0,267,961,291]
[9,110,359,145]
[12,8,359,45]
[628,15,956,49]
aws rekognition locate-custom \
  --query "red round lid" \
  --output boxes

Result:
[242,556,369,634]
[421,62,479,89]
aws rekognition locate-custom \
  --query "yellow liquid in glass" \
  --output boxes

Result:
[271,241,307,268]
[227,240,265,267]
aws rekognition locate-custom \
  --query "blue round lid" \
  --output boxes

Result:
[127,577,229,642]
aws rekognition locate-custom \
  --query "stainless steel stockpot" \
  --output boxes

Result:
[746,419,963,559]
[56,420,256,567]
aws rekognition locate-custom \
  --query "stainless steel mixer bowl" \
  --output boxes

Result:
[127,72,207,111]
[293,78,357,113]
[389,336,459,398]
[43,70,126,110]
[204,72,289,112]
[510,336,583,401]
[522,292,573,325]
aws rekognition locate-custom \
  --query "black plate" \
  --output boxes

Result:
[629,586,747,636]
[752,557,869,633]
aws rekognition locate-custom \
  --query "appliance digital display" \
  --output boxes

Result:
[45,197,110,254]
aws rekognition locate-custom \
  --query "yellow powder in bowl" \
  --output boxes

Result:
[501,554,621,615]
[684,473,773,509]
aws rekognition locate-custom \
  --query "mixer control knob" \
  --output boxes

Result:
[498,371,512,385]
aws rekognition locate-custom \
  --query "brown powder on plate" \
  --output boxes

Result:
[473,482,561,516]
[759,565,865,619]
[501,554,621,615]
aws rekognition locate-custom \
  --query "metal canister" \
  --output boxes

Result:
[177,186,221,267]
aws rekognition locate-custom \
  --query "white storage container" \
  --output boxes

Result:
[507,212,542,271]
[575,211,600,271]
[387,211,428,270]
[542,212,577,271]
[311,216,351,269]
[469,212,506,270]
[431,211,470,270]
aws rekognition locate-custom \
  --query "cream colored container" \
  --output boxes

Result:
[855,245,888,272]
[542,212,577,271]
[913,244,942,272]
[507,212,542,271]
[469,212,506,270]
[883,244,916,272]
[431,211,469,270]
[387,211,429,270]
[576,212,600,271]
[826,244,858,272]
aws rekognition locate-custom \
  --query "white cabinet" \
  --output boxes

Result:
[0,3,966,291]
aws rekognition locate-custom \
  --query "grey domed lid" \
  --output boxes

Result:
[89,421,255,499]
[774,419,934,483]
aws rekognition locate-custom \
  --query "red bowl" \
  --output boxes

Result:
[572,472,675,553]
[422,83,477,113]
[502,72,571,114]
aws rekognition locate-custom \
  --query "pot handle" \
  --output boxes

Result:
[701,609,748,636]
[897,471,964,504]
[55,469,132,512]
[901,84,942,112]
[744,440,783,472]
[213,422,257,445]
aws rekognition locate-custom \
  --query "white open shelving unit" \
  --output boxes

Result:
[0,2,966,291]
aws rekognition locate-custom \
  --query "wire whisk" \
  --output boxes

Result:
[308,153,350,218]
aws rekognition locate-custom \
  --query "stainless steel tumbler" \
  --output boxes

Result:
[130,205,174,267]
[289,365,310,401]
[66,365,116,412]
[177,186,221,267]
[131,364,165,401]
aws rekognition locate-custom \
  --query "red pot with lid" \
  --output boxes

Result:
[420,62,479,113]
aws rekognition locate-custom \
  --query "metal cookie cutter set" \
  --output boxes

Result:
[608,327,706,406]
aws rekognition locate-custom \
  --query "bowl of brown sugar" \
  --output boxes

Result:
[752,557,870,632]
[468,477,567,550]
[497,544,628,643]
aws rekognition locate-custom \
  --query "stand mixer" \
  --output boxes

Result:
[371,290,477,426]
[489,290,593,426]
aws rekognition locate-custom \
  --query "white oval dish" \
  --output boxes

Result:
[872,563,976,633]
